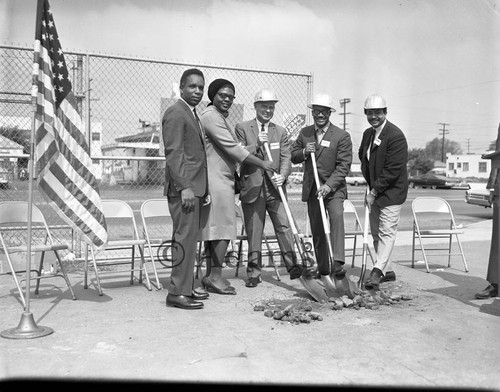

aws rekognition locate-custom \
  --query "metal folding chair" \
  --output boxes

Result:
[84,199,155,295]
[139,198,178,290]
[234,201,282,280]
[343,199,374,268]
[411,197,469,273]
[0,201,76,307]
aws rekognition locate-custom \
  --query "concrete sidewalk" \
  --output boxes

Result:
[0,220,499,390]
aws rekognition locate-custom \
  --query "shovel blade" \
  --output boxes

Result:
[299,276,329,302]
[320,274,341,298]
[332,274,356,299]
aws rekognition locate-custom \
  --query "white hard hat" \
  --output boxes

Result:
[254,88,279,103]
[364,94,387,110]
[307,93,336,112]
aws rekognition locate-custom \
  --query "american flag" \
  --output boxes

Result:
[32,0,108,249]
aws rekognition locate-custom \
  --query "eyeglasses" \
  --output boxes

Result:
[217,93,235,101]
[312,108,331,117]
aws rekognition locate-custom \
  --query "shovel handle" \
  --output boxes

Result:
[310,152,334,259]
[263,142,307,260]
[263,143,297,234]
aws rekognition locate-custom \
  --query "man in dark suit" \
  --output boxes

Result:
[358,94,408,290]
[291,93,353,284]
[235,88,304,288]
[162,68,209,310]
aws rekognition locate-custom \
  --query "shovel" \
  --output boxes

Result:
[263,142,329,302]
[310,152,354,299]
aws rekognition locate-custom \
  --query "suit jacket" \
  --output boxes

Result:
[235,119,292,203]
[291,123,352,202]
[162,99,207,197]
[358,120,408,208]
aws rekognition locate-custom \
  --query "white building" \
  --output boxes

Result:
[446,152,491,179]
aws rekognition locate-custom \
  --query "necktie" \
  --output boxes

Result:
[367,129,376,160]
[316,129,323,145]
[260,123,266,156]
[193,108,204,137]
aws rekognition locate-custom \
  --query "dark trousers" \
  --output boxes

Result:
[242,179,296,279]
[167,196,202,296]
[307,193,345,275]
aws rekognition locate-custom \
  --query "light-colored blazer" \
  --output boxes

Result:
[235,119,291,203]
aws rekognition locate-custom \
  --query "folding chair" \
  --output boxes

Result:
[234,201,282,280]
[0,201,76,307]
[343,199,374,268]
[140,198,179,290]
[84,199,155,295]
[411,197,469,273]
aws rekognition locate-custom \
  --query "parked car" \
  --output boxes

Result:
[408,173,460,189]
[0,168,9,188]
[465,183,492,208]
[346,171,367,186]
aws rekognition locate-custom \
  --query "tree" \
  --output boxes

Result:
[407,148,434,175]
[424,137,462,162]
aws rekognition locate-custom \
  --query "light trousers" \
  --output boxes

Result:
[369,202,403,273]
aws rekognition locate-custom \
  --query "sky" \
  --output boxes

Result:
[1,0,499,154]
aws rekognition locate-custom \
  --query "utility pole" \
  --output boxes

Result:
[465,138,471,154]
[438,122,450,162]
[338,98,351,131]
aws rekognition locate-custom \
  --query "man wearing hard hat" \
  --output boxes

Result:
[358,94,408,290]
[235,88,305,288]
[291,93,353,284]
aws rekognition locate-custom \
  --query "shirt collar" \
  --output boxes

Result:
[316,122,330,134]
[373,120,387,137]
[180,97,196,111]
[257,120,269,132]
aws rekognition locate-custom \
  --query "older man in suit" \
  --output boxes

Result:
[358,94,408,290]
[291,93,353,284]
[235,88,304,288]
[162,68,209,310]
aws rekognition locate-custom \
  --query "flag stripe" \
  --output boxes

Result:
[33,0,107,249]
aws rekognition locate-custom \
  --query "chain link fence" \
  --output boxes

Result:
[0,45,313,269]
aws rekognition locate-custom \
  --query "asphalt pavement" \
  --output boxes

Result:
[0,219,499,391]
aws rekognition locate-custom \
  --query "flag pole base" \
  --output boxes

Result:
[1,312,54,340]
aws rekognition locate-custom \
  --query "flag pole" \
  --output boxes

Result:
[1,0,54,340]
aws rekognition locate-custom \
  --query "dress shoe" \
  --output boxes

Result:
[364,268,383,290]
[166,294,204,310]
[189,289,209,300]
[380,271,396,283]
[245,276,262,288]
[474,283,498,299]
[333,260,347,278]
[202,276,236,295]
[288,264,304,280]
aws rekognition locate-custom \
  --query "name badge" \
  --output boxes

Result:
[270,142,280,149]
[320,140,330,148]
[374,137,381,146]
